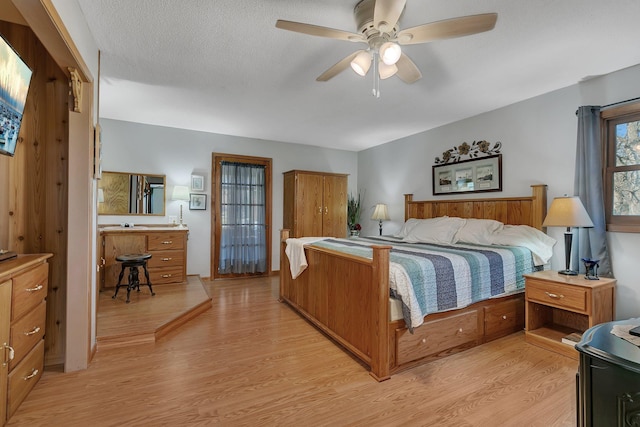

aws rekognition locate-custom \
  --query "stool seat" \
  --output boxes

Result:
[112,253,155,303]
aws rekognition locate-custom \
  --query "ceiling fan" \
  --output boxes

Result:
[275,0,497,96]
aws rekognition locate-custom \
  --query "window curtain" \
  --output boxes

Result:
[218,162,267,274]
[573,106,613,276]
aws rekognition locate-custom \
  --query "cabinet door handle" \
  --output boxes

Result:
[24,369,39,380]
[325,206,328,214]
[162,240,173,245]
[24,326,41,336]
[544,291,564,299]
[318,207,322,214]
[161,274,172,278]
[25,284,44,292]
[162,257,172,261]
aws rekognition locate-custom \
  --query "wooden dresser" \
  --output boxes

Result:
[99,226,188,289]
[1,254,52,425]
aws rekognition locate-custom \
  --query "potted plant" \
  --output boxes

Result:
[347,192,362,236]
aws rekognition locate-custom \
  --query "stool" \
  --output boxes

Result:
[112,253,155,303]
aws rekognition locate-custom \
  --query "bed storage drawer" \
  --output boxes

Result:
[484,296,524,340]
[526,279,587,312]
[396,310,478,365]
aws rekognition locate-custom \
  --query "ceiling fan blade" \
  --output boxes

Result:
[316,50,363,82]
[373,0,407,32]
[276,20,366,43]
[395,53,422,83]
[396,13,498,45]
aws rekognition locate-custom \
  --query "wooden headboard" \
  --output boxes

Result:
[404,184,547,230]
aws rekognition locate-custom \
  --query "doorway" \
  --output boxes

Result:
[211,154,272,279]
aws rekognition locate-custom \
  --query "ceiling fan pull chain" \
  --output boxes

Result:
[372,51,380,98]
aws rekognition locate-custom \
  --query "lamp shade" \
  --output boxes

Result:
[379,42,401,65]
[171,185,190,201]
[350,50,372,76]
[371,204,390,221]
[378,62,398,80]
[542,196,594,228]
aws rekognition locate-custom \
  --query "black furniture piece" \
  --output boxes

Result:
[576,319,640,426]
[112,253,154,303]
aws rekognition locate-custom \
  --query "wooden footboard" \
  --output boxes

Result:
[279,229,392,381]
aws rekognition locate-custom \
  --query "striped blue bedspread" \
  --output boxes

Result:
[311,236,541,331]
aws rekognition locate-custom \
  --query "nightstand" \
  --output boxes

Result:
[524,270,616,360]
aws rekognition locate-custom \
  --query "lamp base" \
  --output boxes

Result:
[558,269,578,276]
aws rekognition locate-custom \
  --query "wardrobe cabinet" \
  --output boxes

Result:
[99,226,188,289]
[283,170,348,238]
[1,254,52,426]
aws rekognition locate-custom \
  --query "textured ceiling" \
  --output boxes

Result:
[76,0,640,151]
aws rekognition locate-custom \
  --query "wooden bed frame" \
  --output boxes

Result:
[279,185,547,381]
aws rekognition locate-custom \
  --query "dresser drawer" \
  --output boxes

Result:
[526,279,587,312]
[147,233,185,251]
[484,296,524,339]
[9,300,46,370]
[147,250,184,268]
[396,310,478,365]
[149,267,184,284]
[11,262,48,321]
[7,340,44,418]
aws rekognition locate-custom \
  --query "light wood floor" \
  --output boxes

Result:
[9,276,578,426]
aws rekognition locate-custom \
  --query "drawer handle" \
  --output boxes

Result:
[162,240,173,245]
[421,338,426,343]
[24,326,41,336]
[544,291,564,300]
[24,369,39,380]
[502,315,507,320]
[3,343,14,364]
[161,274,172,278]
[162,257,172,261]
[457,328,463,333]
[25,284,44,292]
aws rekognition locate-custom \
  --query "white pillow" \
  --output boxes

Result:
[489,224,557,266]
[402,217,465,245]
[395,218,423,238]
[454,218,504,245]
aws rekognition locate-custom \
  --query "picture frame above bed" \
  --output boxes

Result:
[433,154,502,195]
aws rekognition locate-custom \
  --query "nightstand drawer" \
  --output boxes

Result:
[526,279,587,312]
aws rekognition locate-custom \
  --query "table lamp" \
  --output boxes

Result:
[542,196,594,275]
[171,185,190,228]
[371,203,390,236]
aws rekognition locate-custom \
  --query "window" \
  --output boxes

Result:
[603,102,640,232]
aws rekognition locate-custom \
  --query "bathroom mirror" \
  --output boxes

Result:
[98,171,165,215]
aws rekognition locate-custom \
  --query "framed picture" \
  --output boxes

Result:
[433,154,502,195]
[191,174,204,192]
[189,193,207,210]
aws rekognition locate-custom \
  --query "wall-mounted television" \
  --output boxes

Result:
[0,34,32,157]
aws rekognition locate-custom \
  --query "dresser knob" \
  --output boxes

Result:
[545,291,564,299]
[502,315,507,320]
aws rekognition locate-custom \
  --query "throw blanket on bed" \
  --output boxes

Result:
[309,236,541,331]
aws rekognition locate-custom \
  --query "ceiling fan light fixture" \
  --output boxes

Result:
[350,50,372,76]
[378,62,398,79]
[380,42,401,65]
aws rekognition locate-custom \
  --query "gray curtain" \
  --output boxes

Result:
[218,162,267,275]
[573,106,613,276]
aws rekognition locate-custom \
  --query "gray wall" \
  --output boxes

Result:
[358,63,640,320]
[98,120,358,276]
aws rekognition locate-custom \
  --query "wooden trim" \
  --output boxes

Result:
[211,153,272,280]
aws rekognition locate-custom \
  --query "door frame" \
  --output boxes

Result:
[211,153,272,280]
